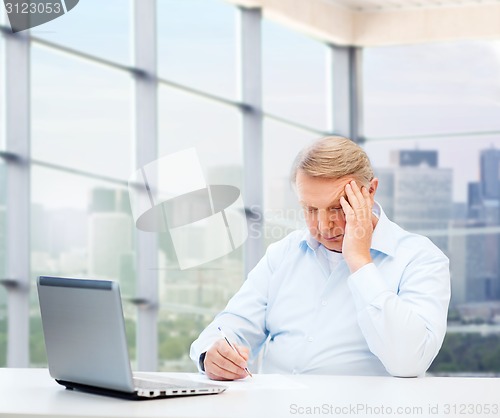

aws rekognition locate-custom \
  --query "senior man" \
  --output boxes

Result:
[190,136,451,380]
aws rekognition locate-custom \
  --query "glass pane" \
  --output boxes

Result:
[31,0,130,66]
[31,45,133,181]
[157,0,237,100]
[0,34,4,150]
[364,134,500,375]
[30,165,137,367]
[157,85,243,371]
[363,40,500,139]
[263,118,310,246]
[0,161,6,367]
[263,19,329,131]
[158,86,242,182]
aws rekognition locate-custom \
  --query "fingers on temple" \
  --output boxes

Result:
[345,182,359,208]
[349,181,367,206]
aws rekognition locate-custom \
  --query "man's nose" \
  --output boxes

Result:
[318,210,334,231]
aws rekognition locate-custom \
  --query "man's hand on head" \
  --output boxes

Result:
[339,180,374,273]
[204,339,250,381]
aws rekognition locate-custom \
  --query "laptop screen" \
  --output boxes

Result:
[37,276,135,393]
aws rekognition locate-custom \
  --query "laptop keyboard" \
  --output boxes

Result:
[133,376,212,390]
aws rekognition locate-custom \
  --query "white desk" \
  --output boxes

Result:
[0,368,499,418]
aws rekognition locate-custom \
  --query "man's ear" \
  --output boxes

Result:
[369,178,379,197]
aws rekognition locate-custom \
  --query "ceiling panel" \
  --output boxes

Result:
[330,0,500,12]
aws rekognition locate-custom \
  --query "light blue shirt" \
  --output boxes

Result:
[190,203,451,377]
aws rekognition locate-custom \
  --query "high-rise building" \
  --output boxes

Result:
[387,150,452,252]
[467,148,500,224]
[463,221,499,302]
[373,169,394,219]
[480,148,500,200]
[396,166,452,252]
[448,220,467,306]
[90,188,129,213]
[463,147,500,303]
[396,150,438,168]
[376,162,452,253]
[88,212,133,280]
[467,182,484,220]
[88,187,134,281]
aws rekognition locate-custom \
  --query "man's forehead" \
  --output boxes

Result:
[296,172,354,186]
[297,176,352,206]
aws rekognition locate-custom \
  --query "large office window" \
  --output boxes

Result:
[30,166,136,366]
[364,41,500,137]
[262,19,329,246]
[31,45,133,180]
[0,33,4,150]
[263,119,309,247]
[158,86,242,175]
[1,16,7,367]
[157,0,237,100]
[0,161,6,367]
[262,19,329,131]
[363,41,500,375]
[157,85,243,371]
[30,43,135,366]
[32,0,131,66]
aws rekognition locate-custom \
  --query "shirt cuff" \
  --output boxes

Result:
[199,352,207,372]
[347,262,392,312]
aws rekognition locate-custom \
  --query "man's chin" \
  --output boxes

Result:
[319,237,343,252]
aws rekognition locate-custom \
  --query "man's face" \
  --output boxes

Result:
[295,171,374,252]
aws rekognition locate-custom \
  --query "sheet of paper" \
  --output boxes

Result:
[134,372,306,391]
[161,372,308,392]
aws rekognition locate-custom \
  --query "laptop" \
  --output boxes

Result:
[37,275,227,400]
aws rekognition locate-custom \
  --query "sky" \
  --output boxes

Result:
[363,40,500,202]
[2,0,500,209]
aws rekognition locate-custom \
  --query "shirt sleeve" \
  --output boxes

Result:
[347,244,451,377]
[189,238,288,372]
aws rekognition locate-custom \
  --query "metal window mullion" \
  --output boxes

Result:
[328,45,362,142]
[133,0,158,372]
[5,32,30,367]
[239,7,264,276]
[351,47,363,142]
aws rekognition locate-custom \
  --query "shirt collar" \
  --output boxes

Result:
[300,230,321,252]
[370,202,399,257]
[298,201,399,257]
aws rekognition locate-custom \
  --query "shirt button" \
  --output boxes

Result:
[308,336,314,342]
[321,300,327,306]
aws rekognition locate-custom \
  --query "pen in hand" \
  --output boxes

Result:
[217,326,253,378]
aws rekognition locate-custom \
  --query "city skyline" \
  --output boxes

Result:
[25,145,500,302]
[29,143,500,212]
